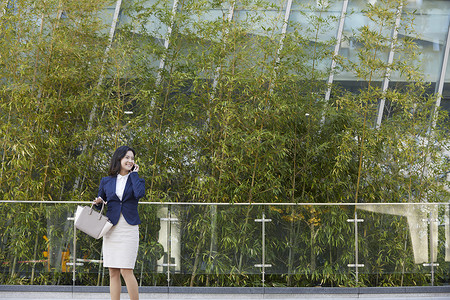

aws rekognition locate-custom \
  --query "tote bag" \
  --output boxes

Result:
[74,203,113,239]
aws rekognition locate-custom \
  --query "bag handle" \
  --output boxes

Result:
[89,201,106,220]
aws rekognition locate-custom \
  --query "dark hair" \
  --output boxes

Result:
[108,146,136,176]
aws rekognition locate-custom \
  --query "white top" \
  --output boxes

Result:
[115,173,129,201]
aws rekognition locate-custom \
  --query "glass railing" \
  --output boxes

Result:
[0,201,448,287]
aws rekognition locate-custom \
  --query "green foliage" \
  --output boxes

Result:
[0,0,448,288]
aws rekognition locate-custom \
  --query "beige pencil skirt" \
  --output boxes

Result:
[102,214,139,269]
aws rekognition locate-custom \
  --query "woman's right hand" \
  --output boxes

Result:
[93,197,105,205]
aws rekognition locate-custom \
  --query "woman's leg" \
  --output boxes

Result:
[120,268,139,300]
[109,268,121,300]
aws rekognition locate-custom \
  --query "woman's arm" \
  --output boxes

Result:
[93,177,107,208]
[129,172,145,200]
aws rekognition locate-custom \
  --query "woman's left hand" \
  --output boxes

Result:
[132,164,139,172]
[93,197,105,205]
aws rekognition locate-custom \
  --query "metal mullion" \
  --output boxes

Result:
[98,0,123,87]
[155,0,179,87]
[430,19,450,130]
[375,1,403,128]
[274,0,293,73]
[147,0,179,123]
[266,0,292,95]
[205,1,235,126]
[421,19,450,182]
[210,1,235,93]
[324,0,349,103]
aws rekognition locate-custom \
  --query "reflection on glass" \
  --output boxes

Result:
[120,0,172,39]
[356,203,448,286]
[0,202,449,287]
[265,205,354,286]
[234,0,286,37]
[401,1,450,82]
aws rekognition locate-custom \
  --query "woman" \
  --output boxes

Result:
[94,145,145,300]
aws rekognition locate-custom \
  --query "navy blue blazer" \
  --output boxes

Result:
[96,172,145,226]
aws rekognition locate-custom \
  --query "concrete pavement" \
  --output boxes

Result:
[1,285,449,300]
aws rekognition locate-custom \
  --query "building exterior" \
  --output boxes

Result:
[0,0,449,288]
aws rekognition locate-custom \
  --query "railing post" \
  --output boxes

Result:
[255,212,272,286]
[422,213,439,286]
[67,215,77,286]
[347,210,364,285]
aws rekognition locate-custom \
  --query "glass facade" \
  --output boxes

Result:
[110,0,450,115]
[0,201,449,287]
[0,0,449,289]
[113,0,450,93]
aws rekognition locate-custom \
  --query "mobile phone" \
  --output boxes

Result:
[131,164,135,171]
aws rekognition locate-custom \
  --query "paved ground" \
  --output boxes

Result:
[1,286,449,300]
[1,291,450,300]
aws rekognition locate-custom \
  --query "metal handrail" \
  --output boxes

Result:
[0,200,448,206]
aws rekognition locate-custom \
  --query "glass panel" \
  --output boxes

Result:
[0,203,78,285]
[120,0,172,39]
[442,98,450,126]
[435,204,449,286]
[71,205,104,286]
[356,204,450,287]
[250,206,268,287]
[234,0,287,37]
[287,0,343,74]
[174,3,234,82]
[1,202,449,287]
[289,0,344,41]
[176,205,263,287]
[179,2,230,43]
[385,1,450,83]
[335,0,396,82]
[357,204,426,286]
[231,1,290,75]
[97,4,119,35]
[264,205,354,287]
[135,204,165,286]
[400,1,450,82]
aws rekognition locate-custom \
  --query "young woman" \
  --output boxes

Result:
[94,145,145,300]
